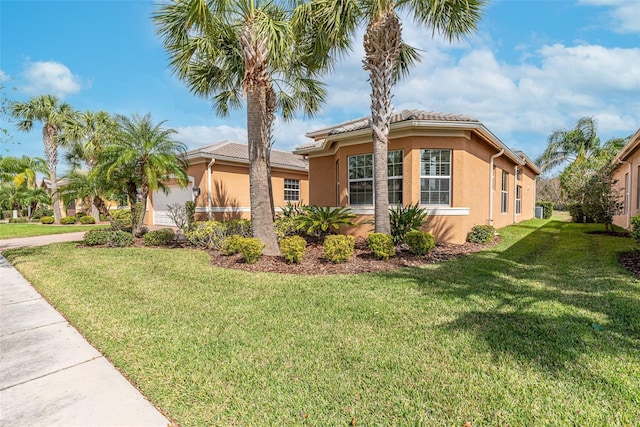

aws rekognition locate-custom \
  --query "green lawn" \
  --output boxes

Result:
[4,217,639,426]
[0,222,108,239]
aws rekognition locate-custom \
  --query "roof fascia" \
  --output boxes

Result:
[612,128,640,165]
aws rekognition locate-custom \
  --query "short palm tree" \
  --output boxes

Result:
[154,0,328,256]
[303,0,485,233]
[0,155,47,188]
[96,113,188,235]
[8,95,77,222]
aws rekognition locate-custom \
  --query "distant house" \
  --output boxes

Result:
[612,128,640,230]
[293,110,541,244]
[145,141,309,226]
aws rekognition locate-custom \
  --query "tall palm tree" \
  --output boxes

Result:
[8,95,77,222]
[303,0,485,233]
[96,113,188,235]
[154,0,327,256]
[537,116,601,173]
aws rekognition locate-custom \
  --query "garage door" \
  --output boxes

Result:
[152,186,192,226]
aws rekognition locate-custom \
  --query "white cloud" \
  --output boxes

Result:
[0,70,8,82]
[175,124,247,150]
[580,0,640,33]
[21,61,83,97]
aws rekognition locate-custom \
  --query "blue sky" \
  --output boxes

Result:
[1,0,639,173]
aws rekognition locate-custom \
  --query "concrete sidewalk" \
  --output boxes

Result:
[0,235,171,426]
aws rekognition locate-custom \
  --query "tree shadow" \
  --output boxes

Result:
[381,220,640,375]
[211,180,242,221]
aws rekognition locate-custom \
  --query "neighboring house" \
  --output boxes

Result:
[293,110,541,244]
[612,128,640,230]
[40,177,121,217]
[145,140,309,226]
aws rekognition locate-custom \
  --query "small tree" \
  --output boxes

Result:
[581,165,624,231]
[167,203,188,231]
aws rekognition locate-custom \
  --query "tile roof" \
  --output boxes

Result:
[187,140,308,171]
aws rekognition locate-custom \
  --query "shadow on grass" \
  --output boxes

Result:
[381,220,640,374]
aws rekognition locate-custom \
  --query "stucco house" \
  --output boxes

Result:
[145,140,309,226]
[612,128,640,230]
[293,110,541,244]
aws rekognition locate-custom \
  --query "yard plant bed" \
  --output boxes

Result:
[618,250,640,279]
[4,217,639,426]
[208,239,492,275]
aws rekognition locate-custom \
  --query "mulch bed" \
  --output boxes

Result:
[206,238,493,275]
[618,251,640,280]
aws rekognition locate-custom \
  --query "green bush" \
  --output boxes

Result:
[185,201,196,229]
[107,230,135,247]
[221,234,244,255]
[79,215,96,224]
[536,201,553,219]
[60,216,76,224]
[110,209,136,228]
[75,211,86,218]
[404,230,435,255]
[32,207,53,219]
[40,216,55,224]
[238,237,265,264]
[631,216,640,245]
[184,221,227,249]
[467,225,496,244]
[2,210,13,220]
[274,216,300,240]
[225,219,252,237]
[389,202,429,244]
[99,213,108,221]
[367,233,395,260]
[83,229,112,246]
[323,235,355,263]
[143,228,175,246]
[296,206,357,237]
[8,217,28,223]
[280,236,307,263]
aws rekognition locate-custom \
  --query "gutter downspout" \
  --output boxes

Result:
[207,158,216,220]
[620,160,632,229]
[489,149,505,226]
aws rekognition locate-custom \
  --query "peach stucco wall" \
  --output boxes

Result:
[307,132,538,244]
[612,146,640,230]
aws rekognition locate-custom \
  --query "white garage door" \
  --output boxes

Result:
[152,186,192,226]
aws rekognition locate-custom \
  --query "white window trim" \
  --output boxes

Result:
[501,171,508,214]
[347,151,403,206]
[516,185,522,215]
[420,149,451,206]
[284,178,301,202]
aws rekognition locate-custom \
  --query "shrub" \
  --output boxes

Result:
[280,236,307,263]
[631,216,640,245]
[184,221,227,249]
[107,230,135,247]
[221,234,244,255]
[274,216,300,240]
[2,210,13,220]
[296,206,357,237]
[40,216,55,224]
[8,217,28,223]
[110,209,133,228]
[536,201,553,219]
[75,211,86,218]
[389,202,429,244]
[60,216,76,224]
[185,201,196,229]
[467,225,496,244]
[99,213,108,221]
[404,230,436,255]
[79,215,96,224]
[367,233,395,260]
[83,229,112,246]
[143,228,175,246]
[32,207,53,219]
[323,235,355,263]
[238,237,265,264]
[279,200,305,218]
[225,219,252,237]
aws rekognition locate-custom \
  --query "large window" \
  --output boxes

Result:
[420,149,451,205]
[516,185,522,214]
[284,179,300,201]
[501,171,508,213]
[348,151,403,205]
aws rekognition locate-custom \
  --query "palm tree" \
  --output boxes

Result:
[303,0,485,233]
[8,95,77,222]
[19,186,51,220]
[0,155,47,187]
[154,0,328,256]
[96,113,188,235]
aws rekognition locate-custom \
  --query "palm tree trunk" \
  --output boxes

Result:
[43,124,62,222]
[247,87,280,256]
[364,10,402,235]
[93,196,120,230]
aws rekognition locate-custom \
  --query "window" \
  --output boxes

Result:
[348,151,403,205]
[388,150,403,205]
[501,171,508,213]
[624,173,629,214]
[516,167,522,181]
[284,179,300,201]
[420,149,451,205]
[516,185,522,215]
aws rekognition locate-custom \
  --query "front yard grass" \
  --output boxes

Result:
[4,217,639,426]
[0,222,108,239]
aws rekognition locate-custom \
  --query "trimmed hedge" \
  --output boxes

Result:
[79,215,96,224]
[238,237,265,264]
[60,216,76,224]
[8,217,28,223]
[83,229,112,246]
[467,225,496,244]
[367,233,395,261]
[143,228,175,246]
[404,230,436,255]
[280,236,307,264]
[536,201,553,219]
[323,235,355,263]
[40,216,55,224]
[631,216,640,245]
[221,234,244,255]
